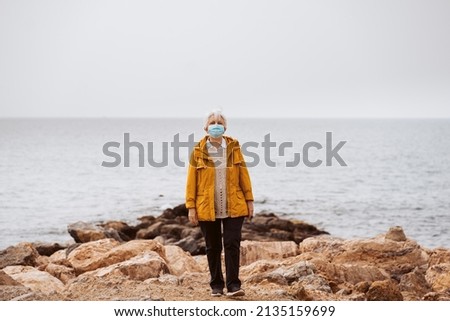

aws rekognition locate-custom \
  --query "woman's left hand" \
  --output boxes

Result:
[247,201,254,221]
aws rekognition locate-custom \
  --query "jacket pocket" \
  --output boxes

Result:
[236,188,244,199]
[196,193,210,219]
[231,188,247,215]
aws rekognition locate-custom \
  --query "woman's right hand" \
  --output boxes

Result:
[188,208,199,226]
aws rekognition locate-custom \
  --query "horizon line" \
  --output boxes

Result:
[1,116,450,120]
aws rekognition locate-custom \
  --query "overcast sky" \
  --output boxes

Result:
[1,0,449,118]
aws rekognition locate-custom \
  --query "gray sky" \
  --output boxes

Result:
[1,0,449,118]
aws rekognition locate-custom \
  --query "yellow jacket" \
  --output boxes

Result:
[185,135,254,221]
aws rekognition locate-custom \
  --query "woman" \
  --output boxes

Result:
[185,109,254,297]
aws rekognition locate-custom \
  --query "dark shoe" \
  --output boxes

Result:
[226,288,245,297]
[211,288,224,297]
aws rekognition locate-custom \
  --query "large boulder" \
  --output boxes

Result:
[302,229,429,277]
[81,251,169,281]
[67,239,165,274]
[333,235,429,276]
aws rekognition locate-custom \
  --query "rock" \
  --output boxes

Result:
[240,241,299,266]
[48,249,71,267]
[332,234,429,276]
[67,238,120,273]
[254,214,295,232]
[242,258,332,295]
[300,232,430,285]
[45,263,76,284]
[0,243,40,269]
[66,243,81,256]
[268,261,316,284]
[99,221,137,241]
[68,221,105,243]
[292,221,329,243]
[242,213,328,244]
[160,208,176,219]
[160,224,187,239]
[299,235,346,257]
[246,270,289,285]
[35,255,50,270]
[288,282,313,300]
[135,215,156,230]
[164,245,203,276]
[241,260,281,279]
[385,226,407,242]
[399,268,432,298]
[136,221,164,239]
[153,236,166,245]
[0,269,21,286]
[425,263,450,293]
[297,274,332,293]
[268,229,293,241]
[82,251,169,281]
[320,262,389,285]
[32,242,67,257]
[173,203,188,217]
[67,239,166,274]
[180,227,203,240]
[3,265,64,294]
[366,279,404,301]
[173,236,204,255]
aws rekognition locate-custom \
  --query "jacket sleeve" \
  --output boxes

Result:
[238,147,254,202]
[185,150,197,209]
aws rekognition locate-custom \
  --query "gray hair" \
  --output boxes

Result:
[204,108,227,128]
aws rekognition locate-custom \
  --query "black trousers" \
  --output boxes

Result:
[199,216,245,291]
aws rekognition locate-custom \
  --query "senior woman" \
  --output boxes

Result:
[185,109,254,297]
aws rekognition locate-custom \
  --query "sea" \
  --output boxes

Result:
[0,118,449,250]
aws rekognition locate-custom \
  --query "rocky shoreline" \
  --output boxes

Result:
[1,205,449,301]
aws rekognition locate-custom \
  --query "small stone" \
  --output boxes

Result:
[385,226,407,242]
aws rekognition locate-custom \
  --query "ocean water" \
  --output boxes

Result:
[0,118,449,250]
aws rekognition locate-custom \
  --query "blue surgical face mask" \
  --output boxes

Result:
[207,124,225,138]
